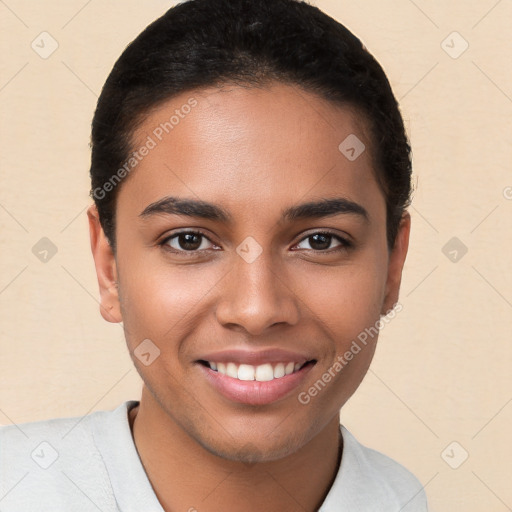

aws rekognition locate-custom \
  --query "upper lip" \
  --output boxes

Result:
[196,348,315,366]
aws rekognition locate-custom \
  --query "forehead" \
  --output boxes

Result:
[119,82,384,222]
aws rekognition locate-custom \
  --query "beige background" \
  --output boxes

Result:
[1,0,511,510]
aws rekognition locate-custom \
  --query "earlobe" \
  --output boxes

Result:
[381,212,411,315]
[87,205,122,323]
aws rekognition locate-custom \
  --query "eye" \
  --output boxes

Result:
[294,232,351,252]
[161,231,216,252]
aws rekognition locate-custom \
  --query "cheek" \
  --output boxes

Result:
[296,256,387,347]
[117,254,223,348]
[294,262,386,412]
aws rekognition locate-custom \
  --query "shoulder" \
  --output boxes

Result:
[0,402,135,511]
[344,426,425,489]
[320,425,429,511]
[0,411,95,469]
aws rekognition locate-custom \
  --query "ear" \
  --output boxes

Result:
[87,205,122,323]
[381,212,411,315]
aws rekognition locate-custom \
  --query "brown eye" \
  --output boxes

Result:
[308,233,332,250]
[295,232,350,252]
[163,231,213,252]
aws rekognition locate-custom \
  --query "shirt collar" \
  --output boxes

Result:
[93,401,360,511]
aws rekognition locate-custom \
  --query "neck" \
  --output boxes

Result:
[129,386,342,512]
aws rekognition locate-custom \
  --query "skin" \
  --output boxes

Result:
[88,82,410,512]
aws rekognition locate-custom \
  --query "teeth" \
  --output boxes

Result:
[274,363,285,378]
[226,362,238,379]
[207,360,307,381]
[238,364,255,381]
[255,363,274,381]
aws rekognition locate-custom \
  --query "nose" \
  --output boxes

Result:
[215,249,300,335]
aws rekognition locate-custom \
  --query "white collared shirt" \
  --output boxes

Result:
[0,401,428,511]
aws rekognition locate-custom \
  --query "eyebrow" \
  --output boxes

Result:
[282,197,368,223]
[139,196,231,222]
[139,196,369,223]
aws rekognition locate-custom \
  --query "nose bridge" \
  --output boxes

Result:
[215,244,299,334]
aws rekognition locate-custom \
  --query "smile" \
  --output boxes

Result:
[197,359,316,405]
[200,361,308,382]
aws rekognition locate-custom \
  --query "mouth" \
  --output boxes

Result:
[196,358,317,405]
[197,359,315,382]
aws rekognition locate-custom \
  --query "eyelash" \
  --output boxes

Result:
[158,230,353,255]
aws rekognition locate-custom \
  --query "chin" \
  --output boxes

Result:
[201,436,300,464]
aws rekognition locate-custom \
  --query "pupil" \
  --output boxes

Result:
[180,233,201,250]
[310,234,330,250]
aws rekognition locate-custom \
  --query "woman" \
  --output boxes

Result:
[0,0,427,510]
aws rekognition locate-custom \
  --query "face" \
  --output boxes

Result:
[88,82,410,462]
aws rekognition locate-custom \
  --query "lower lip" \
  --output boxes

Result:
[197,362,315,406]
